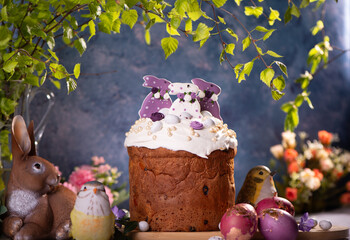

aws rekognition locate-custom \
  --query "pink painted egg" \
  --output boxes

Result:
[220,203,258,240]
[255,197,295,216]
[258,208,298,240]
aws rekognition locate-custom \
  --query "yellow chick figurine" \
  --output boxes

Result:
[71,181,115,240]
[236,165,277,206]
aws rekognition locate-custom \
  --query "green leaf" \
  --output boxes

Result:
[199,37,209,48]
[291,3,300,17]
[50,79,61,89]
[122,9,138,29]
[0,205,7,216]
[145,29,151,45]
[161,37,179,59]
[0,98,17,117]
[170,17,181,29]
[50,63,68,80]
[273,75,285,91]
[266,50,282,58]
[305,96,314,109]
[281,102,293,113]
[40,71,47,86]
[66,77,77,94]
[300,0,310,8]
[74,63,81,79]
[311,20,324,36]
[126,0,139,8]
[275,61,288,77]
[185,19,192,33]
[271,89,285,100]
[193,23,210,42]
[219,49,225,64]
[3,61,18,73]
[24,74,39,87]
[74,38,87,56]
[260,68,275,86]
[47,36,55,50]
[225,43,235,55]
[148,13,165,23]
[284,7,292,24]
[243,60,254,77]
[188,0,202,21]
[268,7,281,26]
[1,5,8,21]
[263,29,275,41]
[225,28,238,42]
[48,49,59,61]
[290,108,299,127]
[0,26,11,50]
[123,221,138,235]
[294,94,304,107]
[88,20,96,41]
[242,36,251,51]
[255,26,269,32]
[234,0,242,6]
[218,16,226,25]
[213,0,227,8]
[166,23,180,36]
[244,6,263,18]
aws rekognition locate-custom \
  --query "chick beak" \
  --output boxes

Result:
[93,188,97,194]
[270,171,276,177]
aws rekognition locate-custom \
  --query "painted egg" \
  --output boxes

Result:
[158,108,169,115]
[164,114,180,124]
[255,197,295,216]
[319,220,332,230]
[203,118,215,128]
[179,112,193,120]
[258,208,298,240]
[151,121,163,133]
[208,236,223,240]
[220,203,258,240]
[138,221,149,232]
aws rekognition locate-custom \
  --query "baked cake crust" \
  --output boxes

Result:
[128,146,236,232]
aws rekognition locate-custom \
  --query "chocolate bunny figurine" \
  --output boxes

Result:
[3,115,76,240]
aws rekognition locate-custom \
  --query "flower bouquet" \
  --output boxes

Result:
[270,130,350,213]
[59,156,129,206]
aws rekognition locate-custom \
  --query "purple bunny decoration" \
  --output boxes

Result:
[191,78,222,120]
[139,75,172,118]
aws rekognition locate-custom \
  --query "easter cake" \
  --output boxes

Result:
[125,76,237,232]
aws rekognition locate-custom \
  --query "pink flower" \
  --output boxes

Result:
[284,149,298,163]
[288,161,299,174]
[97,164,111,174]
[318,130,333,146]
[92,156,105,165]
[79,165,93,171]
[62,182,78,194]
[105,186,114,206]
[68,168,96,190]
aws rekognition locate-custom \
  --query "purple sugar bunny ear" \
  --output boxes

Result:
[139,75,173,118]
[191,78,222,120]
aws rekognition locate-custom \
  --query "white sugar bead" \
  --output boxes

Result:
[211,93,218,101]
[163,93,170,100]
[154,92,160,99]
[138,221,149,232]
[198,90,205,98]
[208,236,222,240]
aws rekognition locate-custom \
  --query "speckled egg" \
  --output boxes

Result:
[179,112,193,120]
[255,197,295,216]
[258,208,298,240]
[220,203,258,240]
[319,220,332,230]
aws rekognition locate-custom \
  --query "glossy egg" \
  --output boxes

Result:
[319,220,332,230]
[220,203,258,240]
[255,197,295,216]
[151,121,163,133]
[258,208,298,240]
[164,114,180,124]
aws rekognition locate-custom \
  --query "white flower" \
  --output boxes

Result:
[301,71,313,80]
[282,131,296,149]
[300,168,321,191]
[211,94,218,101]
[270,144,284,159]
[300,168,315,183]
[339,152,350,165]
[304,149,313,160]
[305,177,321,191]
[316,149,329,160]
[184,94,192,102]
[154,92,160,99]
[320,158,334,172]
[198,90,205,98]
[307,140,323,151]
[163,93,170,100]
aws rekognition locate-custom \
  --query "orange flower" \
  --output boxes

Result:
[313,169,324,181]
[340,193,350,205]
[285,187,298,202]
[318,130,333,146]
[288,161,299,174]
[284,149,298,163]
[346,181,350,192]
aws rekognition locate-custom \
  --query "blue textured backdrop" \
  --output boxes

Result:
[31,1,350,209]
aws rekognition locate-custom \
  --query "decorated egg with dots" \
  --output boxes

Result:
[180,112,193,120]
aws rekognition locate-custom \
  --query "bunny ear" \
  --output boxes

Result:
[12,115,32,160]
[27,120,37,156]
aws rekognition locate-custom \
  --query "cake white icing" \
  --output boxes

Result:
[124,111,238,159]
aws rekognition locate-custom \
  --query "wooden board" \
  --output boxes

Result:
[129,226,349,240]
